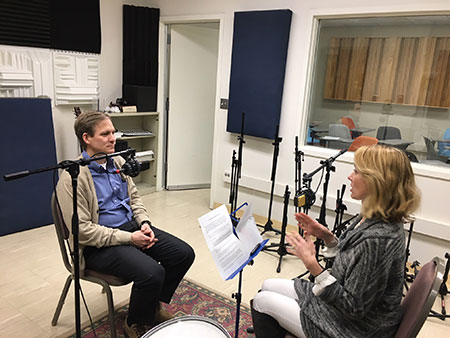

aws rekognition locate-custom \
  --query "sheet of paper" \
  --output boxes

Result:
[235,203,264,255]
[198,205,248,280]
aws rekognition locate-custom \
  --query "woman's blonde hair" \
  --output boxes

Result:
[354,145,420,223]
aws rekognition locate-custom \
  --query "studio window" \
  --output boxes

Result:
[306,15,450,167]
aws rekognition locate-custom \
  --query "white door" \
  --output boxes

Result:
[165,22,219,190]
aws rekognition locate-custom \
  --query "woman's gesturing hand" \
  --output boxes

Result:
[295,212,335,245]
[286,231,323,276]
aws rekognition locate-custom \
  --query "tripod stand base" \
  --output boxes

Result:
[260,220,281,235]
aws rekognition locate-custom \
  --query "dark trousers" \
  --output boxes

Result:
[84,221,195,325]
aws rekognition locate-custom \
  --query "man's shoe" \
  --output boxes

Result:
[154,308,174,324]
[123,316,146,338]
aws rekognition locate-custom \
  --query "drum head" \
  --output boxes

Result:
[141,315,232,338]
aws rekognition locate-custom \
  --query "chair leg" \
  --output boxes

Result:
[52,275,72,326]
[103,284,117,338]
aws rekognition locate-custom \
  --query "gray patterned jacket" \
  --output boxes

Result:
[294,217,405,338]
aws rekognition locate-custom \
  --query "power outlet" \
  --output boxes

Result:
[220,98,229,110]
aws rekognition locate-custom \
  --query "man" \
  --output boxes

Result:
[56,111,195,338]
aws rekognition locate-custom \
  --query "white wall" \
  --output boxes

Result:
[53,0,450,263]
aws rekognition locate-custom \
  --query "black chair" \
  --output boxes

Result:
[423,136,448,162]
[51,194,130,338]
[377,126,402,140]
[404,151,418,163]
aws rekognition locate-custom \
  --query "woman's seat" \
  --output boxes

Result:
[395,257,445,338]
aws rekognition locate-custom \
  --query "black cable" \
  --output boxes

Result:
[314,168,325,195]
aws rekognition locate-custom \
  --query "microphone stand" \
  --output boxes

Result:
[275,186,291,273]
[332,184,347,238]
[229,113,245,217]
[260,125,282,236]
[325,184,347,269]
[404,222,415,290]
[263,137,305,262]
[294,136,305,235]
[295,148,347,280]
[227,112,246,338]
[4,148,136,338]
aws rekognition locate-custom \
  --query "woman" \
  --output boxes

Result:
[251,145,420,338]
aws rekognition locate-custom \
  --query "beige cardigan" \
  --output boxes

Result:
[55,155,150,274]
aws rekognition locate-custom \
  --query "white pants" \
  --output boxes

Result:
[252,278,307,338]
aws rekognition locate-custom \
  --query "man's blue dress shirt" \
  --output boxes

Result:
[83,151,133,228]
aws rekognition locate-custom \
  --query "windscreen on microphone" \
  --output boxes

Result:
[115,158,151,177]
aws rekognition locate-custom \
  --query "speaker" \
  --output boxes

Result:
[122,85,157,112]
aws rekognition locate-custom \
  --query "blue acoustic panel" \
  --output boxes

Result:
[227,9,292,139]
[0,98,57,236]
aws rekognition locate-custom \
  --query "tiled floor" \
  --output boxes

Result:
[0,189,448,337]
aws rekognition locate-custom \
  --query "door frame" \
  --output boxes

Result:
[157,15,223,200]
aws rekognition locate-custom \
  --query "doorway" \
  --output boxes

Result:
[164,22,220,190]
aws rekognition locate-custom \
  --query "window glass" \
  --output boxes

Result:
[307,15,450,167]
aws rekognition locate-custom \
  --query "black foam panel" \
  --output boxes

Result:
[227,10,292,139]
[0,98,57,235]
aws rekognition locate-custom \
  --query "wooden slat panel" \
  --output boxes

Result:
[409,37,436,106]
[426,38,444,106]
[427,38,450,107]
[378,37,401,103]
[393,38,417,104]
[324,35,450,108]
[334,38,353,99]
[440,38,450,108]
[361,38,383,102]
[323,37,340,99]
[346,37,369,101]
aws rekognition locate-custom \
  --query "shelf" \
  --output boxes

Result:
[109,112,158,117]
[117,135,155,140]
[109,112,159,195]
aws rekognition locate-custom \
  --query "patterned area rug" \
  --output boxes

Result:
[66,279,253,338]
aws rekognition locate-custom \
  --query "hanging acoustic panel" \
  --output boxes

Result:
[227,9,292,139]
[0,98,57,235]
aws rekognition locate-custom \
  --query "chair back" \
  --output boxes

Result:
[348,136,378,152]
[395,257,444,338]
[423,136,440,160]
[376,126,401,140]
[340,117,356,130]
[437,128,450,156]
[51,194,73,274]
[329,124,351,139]
[404,151,419,163]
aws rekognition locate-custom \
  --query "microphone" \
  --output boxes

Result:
[115,157,151,177]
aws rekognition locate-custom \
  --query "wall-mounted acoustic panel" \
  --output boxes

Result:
[0,0,101,54]
[0,98,57,235]
[53,51,99,105]
[227,10,292,139]
[0,45,54,99]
